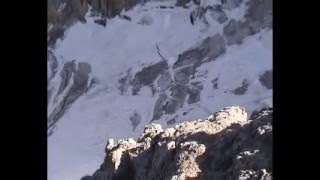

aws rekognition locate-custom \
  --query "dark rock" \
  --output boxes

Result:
[94,19,107,27]
[118,70,132,95]
[173,34,226,69]
[48,50,59,83]
[166,118,176,125]
[187,83,203,104]
[48,61,92,135]
[221,0,243,10]
[132,61,168,95]
[159,5,167,9]
[190,13,194,25]
[245,0,273,32]
[129,111,142,131]
[57,60,76,95]
[206,5,228,24]
[157,71,172,91]
[176,0,191,7]
[165,99,182,114]
[193,0,200,5]
[48,26,65,47]
[151,93,168,121]
[120,15,132,21]
[259,70,272,90]
[174,65,194,85]
[80,175,92,180]
[231,79,249,95]
[190,7,209,25]
[90,0,137,18]
[212,77,219,90]
[223,19,254,45]
[165,84,188,114]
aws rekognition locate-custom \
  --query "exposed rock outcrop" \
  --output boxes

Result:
[84,106,272,180]
[173,34,226,69]
[48,0,138,47]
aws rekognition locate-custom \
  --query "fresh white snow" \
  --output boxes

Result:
[48,1,272,180]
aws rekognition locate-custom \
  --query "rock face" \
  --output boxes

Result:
[173,34,226,69]
[47,59,94,136]
[259,70,272,90]
[84,106,272,180]
[223,0,272,45]
[48,0,89,47]
[48,0,138,47]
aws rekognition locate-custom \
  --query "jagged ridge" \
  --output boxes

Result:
[82,106,272,180]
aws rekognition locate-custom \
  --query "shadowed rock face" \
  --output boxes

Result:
[221,0,243,10]
[211,77,219,90]
[176,0,191,7]
[223,0,272,45]
[48,50,58,84]
[150,34,226,121]
[131,61,168,95]
[152,93,168,121]
[48,60,93,135]
[157,72,172,91]
[130,111,142,131]
[259,70,272,90]
[231,79,249,95]
[84,106,272,180]
[48,0,138,47]
[187,82,203,104]
[173,34,226,69]
[223,19,254,45]
[190,5,228,26]
[48,0,89,47]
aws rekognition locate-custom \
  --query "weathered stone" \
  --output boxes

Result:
[88,107,272,180]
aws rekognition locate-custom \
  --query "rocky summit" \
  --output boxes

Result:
[82,106,272,180]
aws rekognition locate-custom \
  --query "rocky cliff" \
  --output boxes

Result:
[82,106,272,180]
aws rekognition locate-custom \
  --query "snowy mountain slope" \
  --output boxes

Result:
[48,0,272,179]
